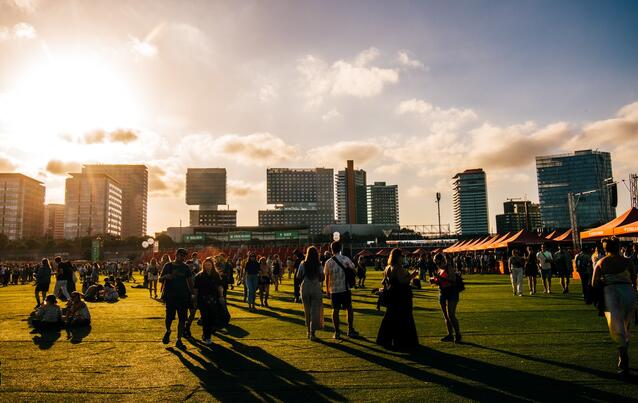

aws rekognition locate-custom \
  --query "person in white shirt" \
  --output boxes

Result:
[324,241,359,339]
[536,244,554,293]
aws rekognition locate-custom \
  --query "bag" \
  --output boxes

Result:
[456,273,466,293]
[377,276,390,309]
[332,256,356,289]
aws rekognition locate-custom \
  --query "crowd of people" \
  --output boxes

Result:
[3,237,637,377]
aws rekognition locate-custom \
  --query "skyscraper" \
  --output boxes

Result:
[186,168,237,227]
[44,203,65,239]
[367,182,399,225]
[336,160,367,224]
[64,173,123,239]
[495,200,541,234]
[259,168,334,234]
[0,173,45,240]
[452,169,489,235]
[81,165,148,237]
[536,150,615,229]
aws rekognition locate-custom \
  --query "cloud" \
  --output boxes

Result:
[298,48,400,106]
[308,141,384,166]
[397,50,425,69]
[396,98,478,132]
[179,132,299,166]
[128,36,158,58]
[45,160,82,175]
[570,101,638,148]
[374,163,402,176]
[321,108,342,121]
[80,129,139,144]
[4,0,38,13]
[259,84,279,103]
[109,129,139,143]
[0,155,17,171]
[0,22,36,40]
[228,180,264,198]
[148,165,184,197]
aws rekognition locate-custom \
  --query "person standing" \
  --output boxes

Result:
[159,248,194,349]
[193,257,224,345]
[272,254,282,291]
[376,248,419,351]
[524,246,538,295]
[296,246,325,341]
[147,258,159,298]
[356,256,367,289]
[508,249,525,297]
[293,250,304,303]
[52,256,71,301]
[554,245,572,294]
[575,247,593,302]
[258,257,272,307]
[536,244,553,293]
[324,241,359,339]
[243,253,260,310]
[34,258,52,308]
[592,237,637,377]
[431,253,462,343]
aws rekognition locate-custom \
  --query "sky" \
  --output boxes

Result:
[0,0,637,235]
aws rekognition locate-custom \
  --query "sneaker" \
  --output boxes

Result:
[454,335,463,343]
[529,291,533,295]
[309,335,318,341]
[517,294,523,297]
[175,339,186,350]
[203,338,212,345]
[347,329,359,338]
[440,334,454,342]
[162,330,171,344]
[333,331,342,339]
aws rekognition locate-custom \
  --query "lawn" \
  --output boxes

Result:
[0,271,637,402]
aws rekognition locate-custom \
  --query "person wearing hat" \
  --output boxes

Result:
[159,248,194,349]
[32,294,63,331]
[65,291,91,326]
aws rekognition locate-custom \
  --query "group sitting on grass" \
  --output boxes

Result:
[31,291,91,331]
[83,277,126,302]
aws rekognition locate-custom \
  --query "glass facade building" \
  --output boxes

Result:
[452,169,489,235]
[0,173,45,240]
[186,168,236,227]
[366,182,399,225]
[495,200,541,234]
[536,150,615,230]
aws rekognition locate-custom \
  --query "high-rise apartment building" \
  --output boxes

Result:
[367,182,399,225]
[82,165,147,237]
[259,168,334,234]
[64,173,123,239]
[44,203,65,239]
[336,160,367,224]
[536,150,615,229]
[495,200,541,234]
[0,173,45,240]
[452,169,489,235]
[186,168,236,227]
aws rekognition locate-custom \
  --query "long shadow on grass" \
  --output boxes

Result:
[318,339,631,401]
[168,334,346,402]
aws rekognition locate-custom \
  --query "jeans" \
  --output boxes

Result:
[301,281,323,334]
[199,303,213,339]
[246,274,259,305]
[510,267,523,295]
[54,280,70,300]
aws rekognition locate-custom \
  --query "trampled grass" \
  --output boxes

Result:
[0,271,637,402]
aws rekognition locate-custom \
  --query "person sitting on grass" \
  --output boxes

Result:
[64,291,91,326]
[84,283,104,302]
[102,279,119,302]
[115,277,127,298]
[32,294,63,331]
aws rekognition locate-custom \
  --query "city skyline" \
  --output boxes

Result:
[0,1,637,234]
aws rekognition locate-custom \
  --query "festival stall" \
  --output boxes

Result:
[580,207,638,240]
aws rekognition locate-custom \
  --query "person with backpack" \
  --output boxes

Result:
[34,258,52,308]
[431,253,462,343]
[52,256,71,301]
[536,244,554,294]
[324,241,359,339]
[575,247,593,302]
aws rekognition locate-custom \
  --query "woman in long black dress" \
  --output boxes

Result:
[376,248,419,352]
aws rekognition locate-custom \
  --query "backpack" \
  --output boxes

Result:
[332,256,356,289]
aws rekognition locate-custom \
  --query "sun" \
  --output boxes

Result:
[6,52,142,141]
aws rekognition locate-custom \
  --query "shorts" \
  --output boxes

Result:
[260,276,271,285]
[331,291,352,310]
[439,287,459,304]
[35,282,50,292]
[540,269,552,280]
[148,275,158,281]
[165,302,189,323]
[557,266,572,278]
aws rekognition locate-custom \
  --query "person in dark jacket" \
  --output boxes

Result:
[34,258,52,308]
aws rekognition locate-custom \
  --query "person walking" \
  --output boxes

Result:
[508,249,525,296]
[193,257,225,345]
[296,246,325,341]
[356,256,367,289]
[554,245,572,294]
[147,258,159,298]
[325,241,359,339]
[524,246,538,295]
[159,248,194,349]
[52,256,71,301]
[243,253,260,310]
[34,258,52,308]
[431,253,462,343]
[536,244,554,293]
[592,237,637,377]
[575,247,593,302]
[376,248,419,352]
[258,257,272,307]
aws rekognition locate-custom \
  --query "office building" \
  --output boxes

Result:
[82,165,148,237]
[336,160,367,224]
[186,168,237,227]
[44,203,65,239]
[495,200,541,234]
[536,150,615,229]
[367,181,399,225]
[452,169,489,235]
[259,168,334,234]
[0,173,45,240]
[64,173,123,239]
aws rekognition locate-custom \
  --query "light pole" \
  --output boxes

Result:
[568,190,597,251]
[436,192,442,238]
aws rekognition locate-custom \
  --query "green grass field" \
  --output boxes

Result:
[1,271,637,402]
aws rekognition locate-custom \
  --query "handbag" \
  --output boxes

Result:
[455,273,466,293]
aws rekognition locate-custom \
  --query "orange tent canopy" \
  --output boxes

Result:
[443,240,463,253]
[545,230,558,240]
[553,229,573,242]
[458,236,490,252]
[581,207,638,240]
[614,221,638,237]
[445,239,471,253]
[497,229,546,248]
[485,232,513,249]
[469,234,500,251]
